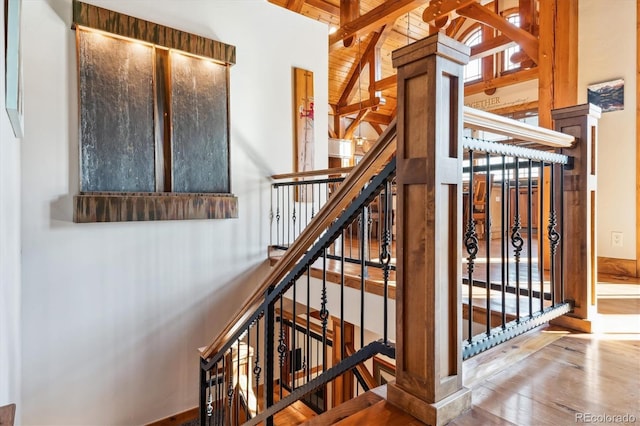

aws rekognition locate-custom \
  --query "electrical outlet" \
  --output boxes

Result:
[611,231,623,247]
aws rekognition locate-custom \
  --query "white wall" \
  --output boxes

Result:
[20,1,327,424]
[578,0,636,260]
[0,1,22,422]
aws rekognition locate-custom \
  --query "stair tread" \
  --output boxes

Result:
[333,400,426,426]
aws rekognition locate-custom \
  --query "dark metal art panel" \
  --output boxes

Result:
[79,30,155,192]
[171,53,229,193]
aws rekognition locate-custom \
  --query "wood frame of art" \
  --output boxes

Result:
[71,1,238,222]
[293,67,314,201]
[4,0,23,138]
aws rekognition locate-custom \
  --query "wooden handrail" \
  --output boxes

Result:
[202,119,397,359]
[270,166,353,180]
[464,106,575,147]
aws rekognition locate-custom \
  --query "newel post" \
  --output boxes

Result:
[387,34,471,425]
[551,104,601,332]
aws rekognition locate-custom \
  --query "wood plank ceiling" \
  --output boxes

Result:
[268,0,541,139]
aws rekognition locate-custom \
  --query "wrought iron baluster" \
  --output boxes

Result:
[380,180,392,344]
[340,229,345,361]
[292,279,297,390]
[527,159,534,317]
[292,187,297,242]
[360,205,366,348]
[254,317,261,401]
[465,151,478,342]
[548,164,560,305]
[501,155,507,328]
[278,296,287,400]
[306,264,311,384]
[559,163,565,304]
[484,153,491,336]
[320,248,329,373]
[539,162,546,313]
[287,187,291,247]
[511,158,523,320]
[276,187,281,246]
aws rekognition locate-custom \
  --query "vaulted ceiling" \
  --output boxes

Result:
[268,0,547,139]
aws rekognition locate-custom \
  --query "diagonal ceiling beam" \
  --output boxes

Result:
[469,34,516,60]
[338,29,384,107]
[421,0,478,22]
[345,110,370,139]
[329,0,428,50]
[456,2,538,63]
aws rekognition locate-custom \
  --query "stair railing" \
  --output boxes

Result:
[200,121,397,425]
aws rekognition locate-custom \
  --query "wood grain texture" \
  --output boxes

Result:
[74,192,238,222]
[598,257,637,278]
[552,104,601,324]
[72,0,235,64]
[637,0,640,278]
[389,33,469,422]
[302,390,384,425]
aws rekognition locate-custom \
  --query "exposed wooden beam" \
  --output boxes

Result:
[374,75,397,91]
[421,0,477,22]
[365,112,393,125]
[285,0,306,13]
[369,123,384,135]
[306,0,340,15]
[464,67,538,96]
[637,0,640,277]
[469,34,516,60]
[345,110,370,139]
[328,128,338,139]
[338,29,384,107]
[457,2,539,64]
[341,0,359,47]
[336,97,382,116]
[446,16,466,37]
[537,0,554,128]
[329,0,427,50]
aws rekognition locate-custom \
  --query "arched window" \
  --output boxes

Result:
[503,13,521,72]
[463,26,482,82]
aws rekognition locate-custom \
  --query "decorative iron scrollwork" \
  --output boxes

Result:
[511,215,524,260]
[548,210,560,256]
[277,328,287,366]
[464,219,479,274]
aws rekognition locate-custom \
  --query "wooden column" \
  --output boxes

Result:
[551,104,601,333]
[387,33,470,425]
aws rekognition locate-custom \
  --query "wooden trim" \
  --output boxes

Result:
[271,166,352,180]
[72,1,235,64]
[145,407,198,426]
[637,0,640,277]
[202,119,397,359]
[74,193,238,222]
[598,256,637,278]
